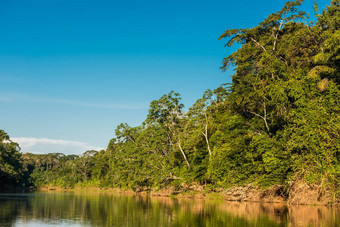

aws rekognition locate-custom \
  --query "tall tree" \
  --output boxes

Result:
[0,130,23,191]
[146,91,190,168]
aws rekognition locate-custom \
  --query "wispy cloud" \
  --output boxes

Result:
[0,96,12,102]
[0,93,146,110]
[12,137,104,155]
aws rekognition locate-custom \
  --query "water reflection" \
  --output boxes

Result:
[0,192,339,226]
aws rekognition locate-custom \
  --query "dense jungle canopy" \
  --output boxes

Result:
[1,0,339,199]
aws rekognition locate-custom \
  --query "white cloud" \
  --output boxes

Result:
[0,93,146,110]
[11,137,104,155]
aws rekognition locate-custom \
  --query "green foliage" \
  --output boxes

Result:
[3,0,338,199]
[0,130,23,191]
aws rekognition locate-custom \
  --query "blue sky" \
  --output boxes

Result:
[0,0,331,154]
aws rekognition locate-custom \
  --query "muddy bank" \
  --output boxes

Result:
[287,179,339,205]
[38,182,339,206]
[150,182,339,205]
[150,184,285,203]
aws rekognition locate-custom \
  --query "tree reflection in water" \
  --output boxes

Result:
[0,192,339,226]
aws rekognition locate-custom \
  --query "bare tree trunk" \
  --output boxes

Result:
[177,141,190,167]
[250,37,267,52]
[202,124,212,156]
[249,102,270,132]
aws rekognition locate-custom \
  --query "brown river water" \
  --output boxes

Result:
[0,192,339,226]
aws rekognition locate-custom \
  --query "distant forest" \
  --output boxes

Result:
[1,0,339,199]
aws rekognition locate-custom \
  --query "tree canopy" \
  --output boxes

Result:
[1,0,339,200]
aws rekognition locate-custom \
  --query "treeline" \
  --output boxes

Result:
[1,0,339,197]
[0,130,23,191]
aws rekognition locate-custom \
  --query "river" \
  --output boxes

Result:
[0,192,339,226]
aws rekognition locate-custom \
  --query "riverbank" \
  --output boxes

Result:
[38,181,339,206]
